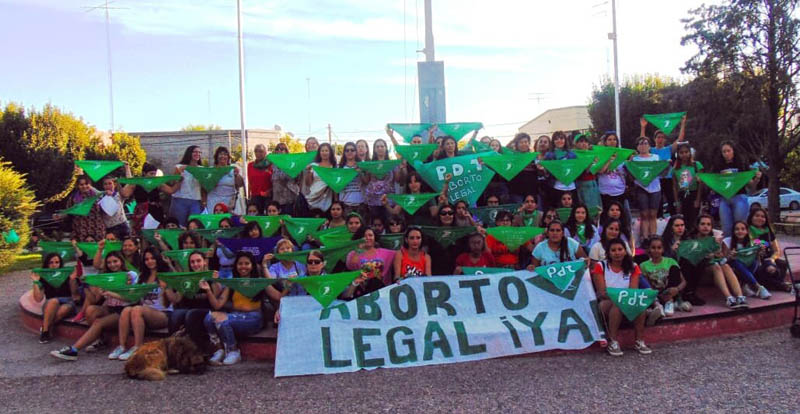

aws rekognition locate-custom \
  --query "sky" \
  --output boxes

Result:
[0,0,709,144]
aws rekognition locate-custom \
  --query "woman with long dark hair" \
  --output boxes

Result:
[747,207,792,291]
[529,221,587,268]
[338,142,367,213]
[170,145,205,226]
[32,253,80,343]
[303,142,336,211]
[393,227,431,280]
[206,146,244,212]
[270,142,300,216]
[672,143,703,230]
[710,141,760,237]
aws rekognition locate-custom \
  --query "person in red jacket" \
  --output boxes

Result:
[247,144,272,215]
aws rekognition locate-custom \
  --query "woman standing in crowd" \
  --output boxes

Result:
[122,163,180,236]
[507,133,537,204]
[247,144,272,215]
[596,132,631,218]
[543,131,578,210]
[632,136,662,240]
[304,143,336,212]
[338,142,367,215]
[672,143,703,230]
[573,134,602,210]
[270,143,300,216]
[206,147,244,212]
[710,141,760,237]
[364,139,397,221]
[393,227,431,280]
[640,115,687,217]
[170,145,204,226]
[99,175,130,239]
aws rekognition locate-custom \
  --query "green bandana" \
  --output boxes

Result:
[540,157,594,184]
[321,239,364,272]
[162,248,212,272]
[253,158,271,169]
[195,227,243,243]
[643,112,686,135]
[59,195,100,217]
[698,170,756,200]
[387,193,439,215]
[749,225,769,241]
[588,206,602,220]
[243,215,285,237]
[215,278,280,299]
[481,152,539,181]
[118,175,182,192]
[519,210,540,227]
[677,237,719,265]
[274,249,313,264]
[464,137,494,154]
[311,226,349,243]
[589,146,636,174]
[357,160,401,179]
[156,229,185,250]
[576,223,586,244]
[534,260,586,292]
[290,271,361,308]
[318,231,356,248]
[485,226,544,251]
[84,272,130,290]
[33,267,75,288]
[312,166,359,193]
[461,267,511,275]
[607,288,659,321]
[395,144,438,163]
[283,217,326,244]
[188,214,232,230]
[735,245,760,267]
[387,123,433,143]
[472,204,521,227]
[556,208,572,223]
[625,160,670,186]
[436,122,484,141]
[267,151,318,178]
[378,233,404,250]
[75,160,124,182]
[420,226,476,248]
[76,241,121,259]
[39,241,76,261]
[108,283,158,302]
[158,271,214,298]
[414,152,496,205]
[184,166,234,192]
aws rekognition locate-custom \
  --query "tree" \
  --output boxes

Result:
[0,158,39,269]
[85,132,147,176]
[274,133,306,153]
[682,0,800,221]
[181,124,222,131]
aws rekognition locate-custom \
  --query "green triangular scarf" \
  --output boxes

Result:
[311,226,349,243]
[75,160,124,182]
[162,248,212,271]
[318,232,356,249]
[607,287,659,321]
[697,170,756,200]
[589,146,636,174]
[84,272,130,290]
[436,122,484,141]
[195,227,243,243]
[588,206,602,220]
[540,157,594,184]
[243,215,285,237]
[556,208,572,223]
[33,267,75,288]
[267,151,318,179]
[677,237,719,265]
[76,241,121,259]
[414,152,496,205]
[520,210,540,227]
[156,229,185,250]
[387,123,433,143]
[118,175,182,192]
[184,166,234,192]
[472,204,521,227]
[188,214,232,230]
[420,226,476,248]
[461,267,510,275]
[274,249,312,264]
[215,278,280,299]
[59,195,100,217]
[643,112,686,135]
[108,283,158,302]
[158,271,214,299]
[749,225,769,241]
[482,152,539,181]
[485,226,544,251]
[395,144,438,163]
[534,260,586,292]
[321,239,364,272]
[576,223,587,244]
[283,217,326,244]
[312,166,359,193]
[464,137,493,154]
[357,160,401,179]
[253,158,271,169]
[290,270,361,308]
[387,193,439,215]
[378,233,404,250]
[39,241,76,261]
[625,160,670,186]
[735,245,760,267]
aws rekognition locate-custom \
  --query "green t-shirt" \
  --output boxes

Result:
[674,161,703,192]
[639,257,678,291]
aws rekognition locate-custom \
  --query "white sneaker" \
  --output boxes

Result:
[108,345,126,360]
[757,285,772,300]
[222,350,241,365]
[606,340,623,356]
[646,302,665,326]
[634,340,652,355]
[742,284,757,297]
[726,296,737,308]
[663,300,675,316]
[118,346,138,361]
[209,349,225,366]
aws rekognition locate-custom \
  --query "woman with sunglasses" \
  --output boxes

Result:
[393,227,431,280]
[272,250,327,324]
[270,143,301,216]
[428,204,463,275]
[338,142,369,214]
[529,221,588,268]
[386,215,406,236]
[542,131,579,211]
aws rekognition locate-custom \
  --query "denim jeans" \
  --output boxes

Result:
[728,259,758,287]
[169,197,203,227]
[169,308,213,353]
[577,180,602,210]
[718,194,749,237]
[204,310,263,350]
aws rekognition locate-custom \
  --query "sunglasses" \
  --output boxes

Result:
[388,222,402,226]
[345,148,356,152]
[440,211,454,216]
[307,259,323,265]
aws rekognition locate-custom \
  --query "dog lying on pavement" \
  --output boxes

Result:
[124,333,207,381]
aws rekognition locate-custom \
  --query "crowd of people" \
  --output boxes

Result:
[29,117,795,364]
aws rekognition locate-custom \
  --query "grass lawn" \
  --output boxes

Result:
[1,252,42,274]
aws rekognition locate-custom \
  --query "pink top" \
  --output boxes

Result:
[346,248,397,285]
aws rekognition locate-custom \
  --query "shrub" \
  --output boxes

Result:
[0,158,39,270]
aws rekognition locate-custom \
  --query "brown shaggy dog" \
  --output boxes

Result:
[124,335,207,381]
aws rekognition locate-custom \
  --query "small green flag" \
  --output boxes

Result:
[420,226,476,248]
[378,233,404,250]
[32,267,75,288]
[414,152,496,205]
[464,137,494,154]
[387,123,433,143]
[735,245,760,267]
[118,175,182,192]
[357,160,401,179]
[318,231,356,248]
[311,226,349,242]
[643,112,686,135]
[436,122,484,141]
[158,271,214,298]
[291,271,361,308]
[188,214,232,230]
[267,151,318,178]
[589,146,636,174]
[75,160,124,182]
[387,193,439,215]
[215,278,280,299]
[556,208,572,223]
[697,170,756,200]
[194,227,243,243]
[184,166,234,192]
[321,239,364,272]
[534,260,586,292]
[461,267,510,275]
[162,248,212,271]
[473,203,521,227]
[242,215,285,236]
[141,229,157,245]
[485,226,544,251]
[274,249,313,264]
[625,160,670,186]
[108,283,158,302]
[84,272,130,290]
[606,288,659,321]
[312,166,359,193]
[39,241,76,261]
[481,152,539,181]
[588,206,602,220]
[677,237,719,265]
[156,229,185,250]
[2,229,20,244]
[540,157,594,184]
[283,217,326,244]
[59,195,100,217]
[76,241,121,259]
[126,200,137,214]
[395,144,438,163]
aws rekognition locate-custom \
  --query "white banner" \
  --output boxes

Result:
[275,270,603,377]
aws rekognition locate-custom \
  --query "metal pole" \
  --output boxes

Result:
[104,0,115,131]
[327,124,332,145]
[423,0,434,62]
[306,77,311,134]
[236,0,248,195]
[610,0,621,146]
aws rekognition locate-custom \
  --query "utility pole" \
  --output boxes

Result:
[610,0,621,146]
[236,0,248,194]
[83,0,126,132]
[417,0,446,124]
[422,0,434,62]
[306,77,311,134]
[327,124,332,145]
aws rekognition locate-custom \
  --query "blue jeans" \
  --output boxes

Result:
[729,259,758,287]
[204,310,262,350]
[718,194,749,237]
[169,197,203,227]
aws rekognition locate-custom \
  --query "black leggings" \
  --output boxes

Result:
[169,308,212,354]
[678,257,709,294]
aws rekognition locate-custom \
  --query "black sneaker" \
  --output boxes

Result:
[50,346,78,361]
[684,292,706,306]
[39,328,52,344]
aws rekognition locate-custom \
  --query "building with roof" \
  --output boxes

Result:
[518,105,591,137]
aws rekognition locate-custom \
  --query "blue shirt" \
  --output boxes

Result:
[652,147,673,178]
